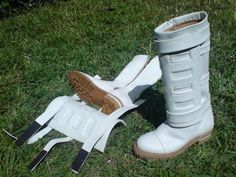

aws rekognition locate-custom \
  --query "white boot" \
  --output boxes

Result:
[101,56,162,114]
[134,11,214,159]
[68,55,149,106]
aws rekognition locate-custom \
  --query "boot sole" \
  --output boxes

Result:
[101,94,123,114]
[133,130,212,160]
[68,71,108,107]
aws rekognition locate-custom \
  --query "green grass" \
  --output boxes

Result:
[0,0,235,176]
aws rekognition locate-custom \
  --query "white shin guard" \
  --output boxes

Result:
[16,94,144,173]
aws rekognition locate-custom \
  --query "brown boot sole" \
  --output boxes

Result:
[133,130,212,160]
[68,71,108,106]
[101,94,123,114]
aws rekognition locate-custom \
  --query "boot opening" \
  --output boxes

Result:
[165,19,201,32]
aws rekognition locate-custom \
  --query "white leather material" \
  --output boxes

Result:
[43,137,73,152]
[83,72,121,91]
[107,56,162,106]
[80,55,150,92]
[155,11,211,127]
[50,100,125,152]
[28,96,145,153]
[137,108,214,153]
[26,75,145,154]
[27,127,52,144]
[154,11,210,53]
[35,96,76,125]
[114,55,150,84]
[136,11,214,155]
[136,131,165,154]
[82,99,144,152]
[160,45,210,127]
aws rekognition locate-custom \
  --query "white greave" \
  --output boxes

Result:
[22,94,145,172]
[136,11,214,155]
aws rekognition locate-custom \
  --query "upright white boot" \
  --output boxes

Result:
[101,56,162,114]
[68,55,149,106]
[134,11,214,159]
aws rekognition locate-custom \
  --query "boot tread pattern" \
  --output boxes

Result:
[68,71,107,106]
[101,95,121,114]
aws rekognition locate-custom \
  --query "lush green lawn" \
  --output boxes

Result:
[0,0,235,176]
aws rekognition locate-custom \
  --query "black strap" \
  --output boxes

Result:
[15,121,41,146]
[71,148,90,173]
[28,150,48,171]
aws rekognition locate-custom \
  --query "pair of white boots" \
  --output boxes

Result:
[68,11,214,159]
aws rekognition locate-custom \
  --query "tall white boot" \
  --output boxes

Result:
[134,11,214,159]
[68,55,149,106]
[101,56,162,114]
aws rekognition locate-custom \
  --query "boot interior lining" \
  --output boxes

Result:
[165,19,201,32]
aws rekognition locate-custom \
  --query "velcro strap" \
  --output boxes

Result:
[167,99,211,127]
[155,25,210,53]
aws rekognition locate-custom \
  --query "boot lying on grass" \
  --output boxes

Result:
[68,55,162,114]
[68,55,150,109]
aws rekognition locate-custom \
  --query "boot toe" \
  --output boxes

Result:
[136,132,165,154]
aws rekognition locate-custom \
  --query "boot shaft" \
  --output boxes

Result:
[154,12,210,54]
[124,56,161,101]
[155,11,212,127]
[114,55,150,85]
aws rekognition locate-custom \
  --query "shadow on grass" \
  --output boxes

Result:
[137,88,166,128]
[111,87,166,130]
[0,0,66,19]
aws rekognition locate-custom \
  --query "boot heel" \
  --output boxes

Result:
[101,95,121,114]
[197,132,212,145]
